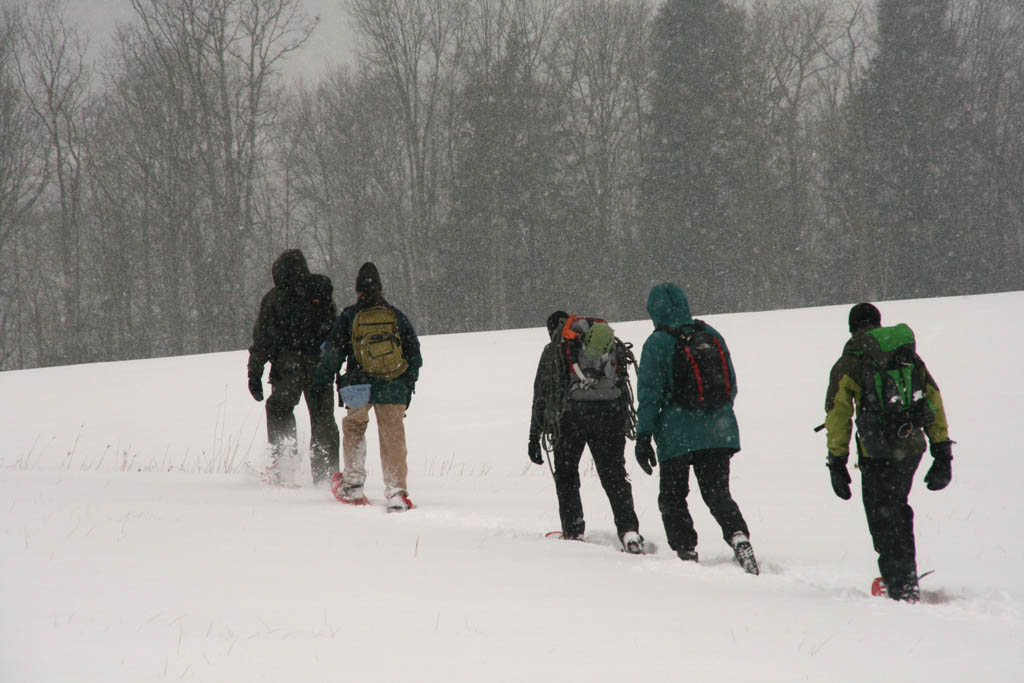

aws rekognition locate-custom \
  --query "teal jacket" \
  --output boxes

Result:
[635,283,740,461]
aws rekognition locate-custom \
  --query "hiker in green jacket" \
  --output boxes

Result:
[823,303,953,602]
[634,283,758,573]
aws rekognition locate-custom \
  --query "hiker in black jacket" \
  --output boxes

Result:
[528,310,644,554]
[248,249,339,485]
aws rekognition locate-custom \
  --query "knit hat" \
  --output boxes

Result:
[848,302,881,334]
[355,261,382,294]
[582,322,615,360]
[546,310,569,337]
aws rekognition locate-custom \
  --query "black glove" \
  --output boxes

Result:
[635,434,657,475]
[248,374,264,402]
[924,440,953,491]
[826,454,852,500]
[528,438,543,465]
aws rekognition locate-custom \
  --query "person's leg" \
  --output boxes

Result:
[552,411,587,539]
[304,375,339,484]
[692,449,758,574]
[374,403,409,499]
[586,409,639,541]
[659,456,697,554]
[692,449,748,543]
[265,362,304,484]
[340,404,372,490]
[861,453,922,595]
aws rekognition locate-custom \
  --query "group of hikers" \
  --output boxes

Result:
[247,249,954,604]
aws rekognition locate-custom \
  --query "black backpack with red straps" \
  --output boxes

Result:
[657,320,732,411]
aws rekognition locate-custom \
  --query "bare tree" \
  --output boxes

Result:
[558,0,649,238]
[347,0,469,320]
[104,0,315,353]
[0,4,48,368]
[13,0,92,364]
[552,0,650,314]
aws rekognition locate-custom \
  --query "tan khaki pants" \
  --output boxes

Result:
[341,403,408,496]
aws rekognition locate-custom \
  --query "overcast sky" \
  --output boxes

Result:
[65,0,356,81]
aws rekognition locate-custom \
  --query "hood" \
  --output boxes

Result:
[646,282,693,329]
[546,310,569,338]
[272,249,310,289]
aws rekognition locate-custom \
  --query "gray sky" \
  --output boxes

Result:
[66,0,356,81]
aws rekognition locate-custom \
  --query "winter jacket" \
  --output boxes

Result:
[248,250,336,382]
[824,326,949,460]
[315,293,422,406]
[635,283,740,461]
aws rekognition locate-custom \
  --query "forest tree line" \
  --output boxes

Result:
[1,0,1021,370]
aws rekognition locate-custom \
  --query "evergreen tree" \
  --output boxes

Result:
[829,0,968,299]
[452,21,567,330]
[644,0,758,311]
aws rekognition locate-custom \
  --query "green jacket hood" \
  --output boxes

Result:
[646,282,693,328]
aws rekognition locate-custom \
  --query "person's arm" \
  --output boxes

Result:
[635,334,669,437]
[397,309,422,382]
[922,367,950,444]
[529,345,555,441]
[313,311,349,388]
[823,354,861,458]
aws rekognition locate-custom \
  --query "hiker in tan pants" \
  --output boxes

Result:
[313,261,422,511]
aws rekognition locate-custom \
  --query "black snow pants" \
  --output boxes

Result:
[552,401,639,541]
[266,351,340,483]
[658,448,749,553]
[859,452,923,587]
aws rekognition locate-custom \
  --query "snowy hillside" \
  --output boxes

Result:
[1,292,1022,682]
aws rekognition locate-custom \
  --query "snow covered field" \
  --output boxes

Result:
[1,292,1021,682]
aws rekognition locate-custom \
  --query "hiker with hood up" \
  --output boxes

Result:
[248,249,339,485]
[313,262,422,512]
[634,283,758,573]
[823,303,953,602]
[528,310,646,554]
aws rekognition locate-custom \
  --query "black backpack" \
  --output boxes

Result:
[658,320,733,411]
[274,273,335,354]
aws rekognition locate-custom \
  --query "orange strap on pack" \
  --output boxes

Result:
[561,314,582,340]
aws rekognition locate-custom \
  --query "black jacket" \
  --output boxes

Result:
[248,250,336,379]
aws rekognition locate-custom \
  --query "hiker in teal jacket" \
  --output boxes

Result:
[635,283,758,573]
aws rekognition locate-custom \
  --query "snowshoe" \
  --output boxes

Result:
[385,491,414,513]
[331,473,371,505]
[872,570,933,601]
